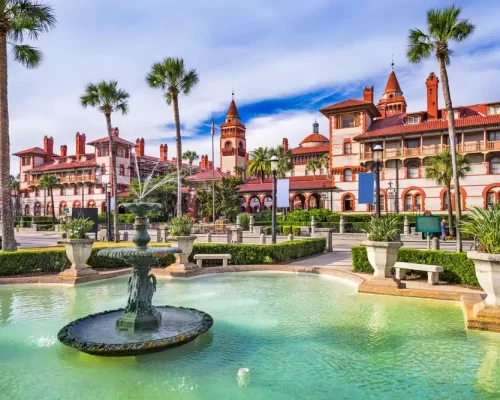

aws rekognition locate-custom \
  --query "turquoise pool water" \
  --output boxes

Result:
[1,273,500,400]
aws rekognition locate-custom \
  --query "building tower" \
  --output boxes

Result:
[220,94,247,175]
[377,62,407,118]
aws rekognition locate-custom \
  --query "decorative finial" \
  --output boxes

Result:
[232,89,234,101]
[391,55,394,71]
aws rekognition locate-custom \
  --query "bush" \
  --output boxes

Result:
[351,246,479,286]
[363,216,399,242]
[462,203,500,253]
[170,216,193,236]
[238,213,251,230]
[263,226,272,235]
[189,238,326,267]
[292,226,301,236]
[282,226,291,236]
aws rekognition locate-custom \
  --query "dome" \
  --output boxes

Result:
[300,133,329,147]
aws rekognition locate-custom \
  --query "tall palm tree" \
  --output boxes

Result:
[182,150,199,175]
[39,175,59,223]
[306,158,322,180]
[233,165,245,178]
[10,174,20,217]
[146,57,199,217]
[320,154,330,177]
[0,1,56,251]
[407,5,475,251]
[270,145,294,179]
[424,149,470,236]
[80,80,129,242]
[247,147,270,182]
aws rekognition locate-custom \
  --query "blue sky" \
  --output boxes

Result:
[9,0,500,172]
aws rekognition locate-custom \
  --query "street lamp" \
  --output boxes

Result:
[387,180,396,214]
[103,182,112,241]
[270,155,279,244]
[373,144,383,217]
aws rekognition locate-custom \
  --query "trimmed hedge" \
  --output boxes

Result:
[351,246,479,286]
[189,238,326,267]
[0,247,176,277]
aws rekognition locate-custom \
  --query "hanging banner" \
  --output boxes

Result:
[276,179,290,208]
[358,173,375,204]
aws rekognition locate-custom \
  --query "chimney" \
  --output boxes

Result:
[135,138,145,157]
[160,144,168,161]
[75,133,86,159]
[363,86,374,103]
[112,127,119,137]
[207,160,213,170]
[282,138,289,153]
[43,136,54,162]
[60,145,67,157]
[426,72,439,120]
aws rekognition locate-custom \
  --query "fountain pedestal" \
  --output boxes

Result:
[167,235,198,273]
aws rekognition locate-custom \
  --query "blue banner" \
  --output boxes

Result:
[358,173,375,204]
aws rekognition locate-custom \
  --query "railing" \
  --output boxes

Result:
[59,174,97,184]
[221,148,234,156]
[237,148,246,157]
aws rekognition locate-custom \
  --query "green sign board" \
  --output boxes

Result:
[415,216,441,234]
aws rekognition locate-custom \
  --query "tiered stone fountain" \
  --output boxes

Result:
[57,202,213,356]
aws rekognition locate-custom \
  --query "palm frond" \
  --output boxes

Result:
[406,28,433,63]
[9,0,56,43]
[181,69,199,95]
[80,80,130,115]
[11,43,41,68]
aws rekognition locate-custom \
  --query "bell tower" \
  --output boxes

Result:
[220,93,247,176]
[377,61,407,118]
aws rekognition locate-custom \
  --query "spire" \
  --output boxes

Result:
[391,55,394,71]
[312,120,319,133]
[226,96,240,121]
[384,71,402,94]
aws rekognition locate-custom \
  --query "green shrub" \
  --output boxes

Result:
[238,213,251,230]
[283,226,292,236]
[363,216,399,241]
[170,216,193,236]
[292,226,301,236]
[351,246,373,273]
[263,226,272,235]
[189,238,326,267]
[462,203,500,253]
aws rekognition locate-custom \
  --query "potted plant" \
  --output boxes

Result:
[59,217,96,277]
[167,216,197,271]
[464,204,500,306]
[361,216,403,278]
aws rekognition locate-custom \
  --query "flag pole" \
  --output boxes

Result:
[211,117,216,224]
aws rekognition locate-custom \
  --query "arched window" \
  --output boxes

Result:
[491,157,500,174]
[404,195,412,211]
[343,195,353,212]
[263,196,273,210]
[407,163,419,179]
[487,191,496,208]
[24,204,30,216]
[415,194,422,212]
[225,141,232,148]
[87,200,96,208]
[343,168,353,182]
[34,203,41,216]
[343,142,351,155]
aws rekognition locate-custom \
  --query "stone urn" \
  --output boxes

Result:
[168,235,198,271]
[361,240,403,278]
[59,238,96,278]
[467,251,500,306]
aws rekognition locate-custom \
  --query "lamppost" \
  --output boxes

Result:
[373,144,383,217]
[387,180,396,214]
[103,182,112,241]
[270,155,279,244]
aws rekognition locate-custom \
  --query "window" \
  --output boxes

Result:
[100,147,110,157]
[444,135,462,145]
[404,195,412,211]
[491,157,500,174]
[370,196,385,212]
[343,195,353,212]
[343,142,351,154]
[408,115,420,124]
[407,164,419,179]
[488,104,500,115]
[119,165,125,176]
[487,192,496,208]
[89,185,95,194]
[225,141,232,148]
[21,156,31,166]
[340,114,356,128]
[343,168,353,182]
[406,139,419,148]
[117,147,126,158]
[488,131,500,142]
[415,194,422,212]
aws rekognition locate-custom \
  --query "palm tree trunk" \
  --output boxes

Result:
[438,56,462,252]
[172,93,182,217]
[0,33,16,251]
[446,185,453,236]
[50,188,56,223]
[105,113,119,242]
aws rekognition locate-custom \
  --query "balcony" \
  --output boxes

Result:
[221,148,235,156]
[237,148,246,157]
[60,174,97,184]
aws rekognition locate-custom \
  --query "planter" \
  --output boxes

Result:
[362,240,403,278]
[59,238,96,278]
[467,251,500,306]
[167,235,198,272]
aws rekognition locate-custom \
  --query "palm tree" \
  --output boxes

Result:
[247,147,271,182]
[10,175,20,217]
[306,158,322,180]
[270,145,294,179]
[233,165,245,178]
[320,154,330,177]
[407,5,475,251]
[424,149,470,236]
[80,80,129,242]
[146,57,199,217]
[0,1,56,251]
[182,150,199,175]
[39,175,59,223]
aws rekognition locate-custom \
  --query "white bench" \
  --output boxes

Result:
[194,254,231,268]
[394,262,443,285]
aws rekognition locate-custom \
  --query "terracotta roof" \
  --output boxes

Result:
[226,100,240,119]
[185,169,230,182]
[384,71,402,93]
[355,109,500,140]
[300,133,329,145]
[13,147,46,156]
[320,99,381,117]
[87,136,134,146]
[239,176,334,192]
[25,159,98,173]
[292,144,329,155]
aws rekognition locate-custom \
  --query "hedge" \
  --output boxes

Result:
[189,238,326,267]
[351,246,479,286]
[0,246,176,277]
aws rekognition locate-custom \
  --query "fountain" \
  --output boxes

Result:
[57,163,213,356]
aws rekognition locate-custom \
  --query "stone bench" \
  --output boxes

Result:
[193,254,232,268]
[394,262,444,285]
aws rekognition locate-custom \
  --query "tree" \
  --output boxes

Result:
[146,57,199,217]
[0,1,56,250]
[247,147,271,182]
[306,158,322,180]
[10,175,20,217]
[424,149,470,236]
[80,80,130,242]
[39,175,59,223]
[233,165,245,178]
[270,145,294,178]
[182,150,199,175]
[197,177,243,222]
[407,5,475,251]
[320,154,330,177]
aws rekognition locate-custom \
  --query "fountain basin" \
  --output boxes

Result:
[57,305,213,356]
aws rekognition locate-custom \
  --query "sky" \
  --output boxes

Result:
[9,0,500,173]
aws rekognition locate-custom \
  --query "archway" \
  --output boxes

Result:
[34,202,41,216]
[292,194,305,210]
[308,193,321,209]
[87,200,96,208]
[59,201,67,216]
[341,192,355,212]
[24,204,30,216]
[73,200,81,208]
[263,195,273,210]
[249,196,261,213]
[46,202,52,216]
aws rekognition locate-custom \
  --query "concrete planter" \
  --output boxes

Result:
[59,238,96,278]
[468,251,500,306]
[168,235,198,271]
[362,240,403,278]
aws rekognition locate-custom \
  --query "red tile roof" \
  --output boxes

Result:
[239,176,334,192]
[300,133,329,145]
[25,159,98,173]
[87,136,134,147]
[292,144,329,155]
[13,147,46,156]
[320,99,381,117]
[226,100,240,119]
[185,169,230,182]
[384,71,402,93]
